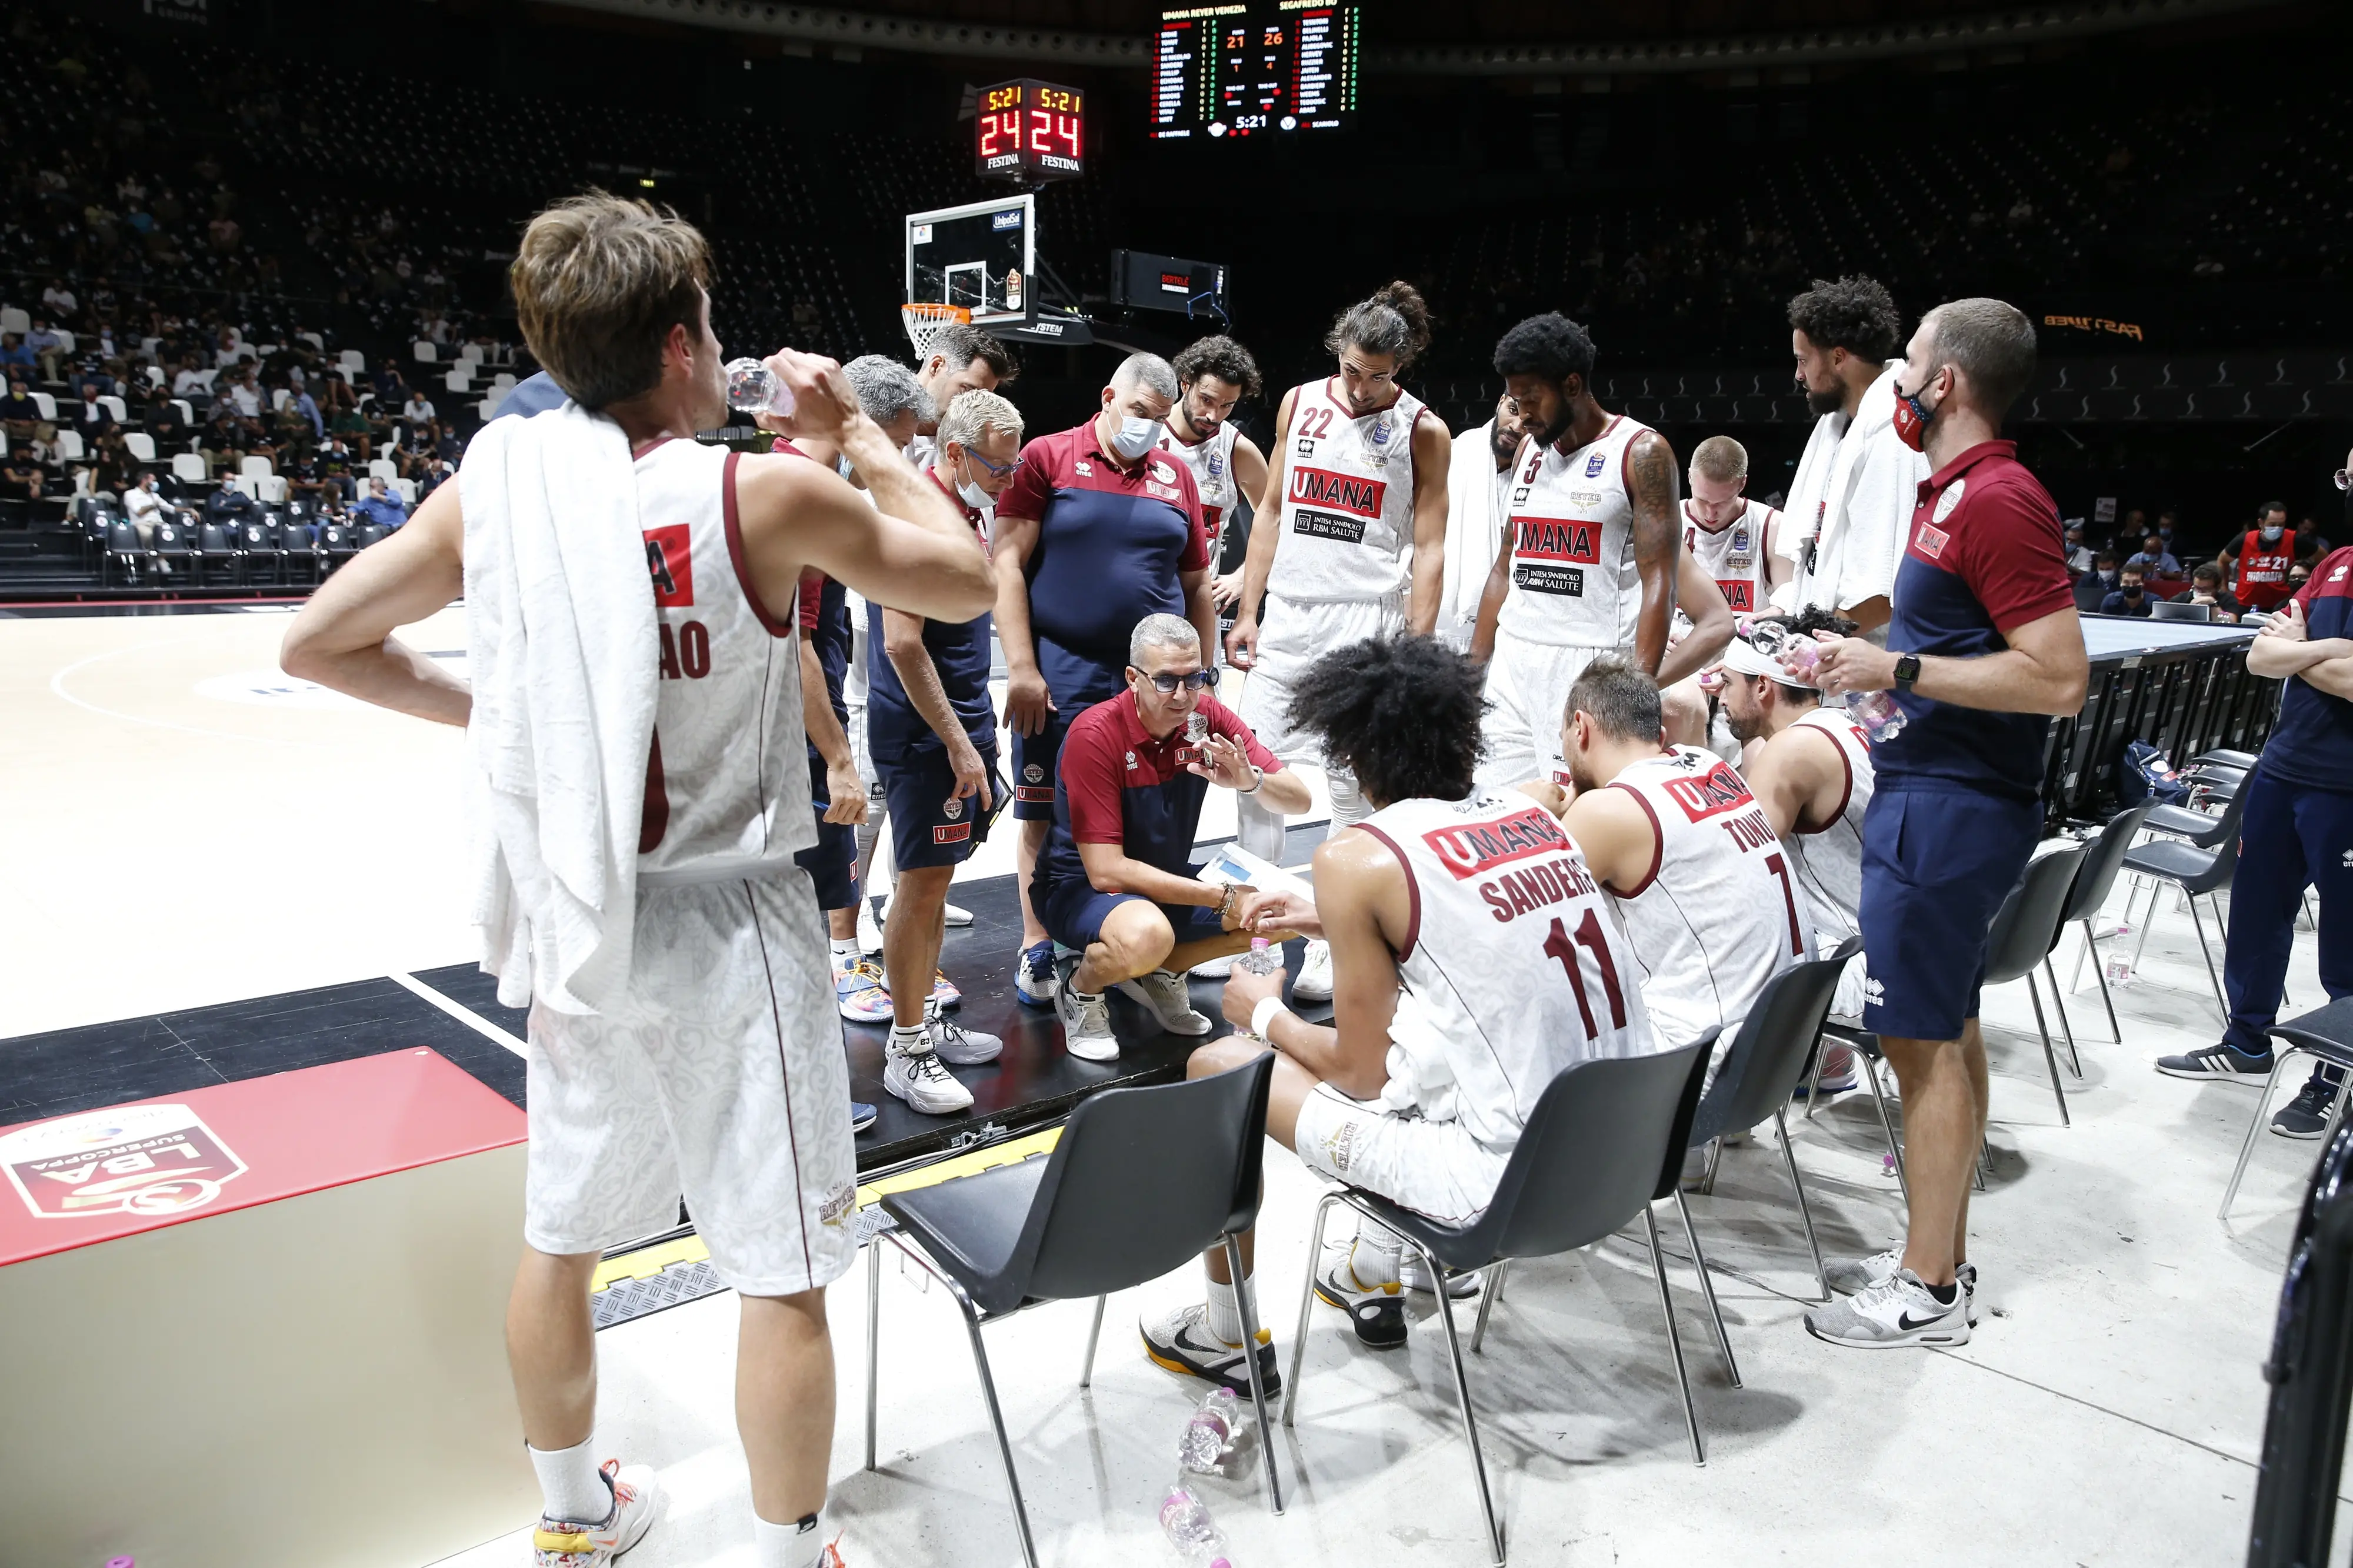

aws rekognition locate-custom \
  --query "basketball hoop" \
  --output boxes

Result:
[901,302,972,362]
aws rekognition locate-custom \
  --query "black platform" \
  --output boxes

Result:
[0,822,1333,1175]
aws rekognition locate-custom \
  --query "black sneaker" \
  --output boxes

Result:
[2155,1042,2273,1081]
[2271,1071,2341,1140]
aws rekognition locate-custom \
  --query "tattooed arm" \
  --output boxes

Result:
[1624,428,1683,677]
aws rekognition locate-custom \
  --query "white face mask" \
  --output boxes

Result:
[1106,412,1161,459]
[954,453,991,511]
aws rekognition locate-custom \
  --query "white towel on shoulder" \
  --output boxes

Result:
[461,401,657,1015]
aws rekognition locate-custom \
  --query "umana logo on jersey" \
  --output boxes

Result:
[1661,760,1758,823]
[1288,466,1387,518]
[1514,517,1602,565]
[1421,805,1571,879]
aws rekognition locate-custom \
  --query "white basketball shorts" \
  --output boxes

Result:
[1475,630,1612,788]
[1238,590,1407,766]
[1292,1083,1509,1229]
[525,868,860,1297]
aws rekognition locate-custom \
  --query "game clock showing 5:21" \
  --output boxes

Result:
[975,79,1086,183]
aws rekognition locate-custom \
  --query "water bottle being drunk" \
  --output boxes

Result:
[724,357,796,419]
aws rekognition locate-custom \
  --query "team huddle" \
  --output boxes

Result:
[285,193,2082,1568]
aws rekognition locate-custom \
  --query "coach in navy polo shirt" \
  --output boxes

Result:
[2157,445,2353,1135]
[1800,299,2089,1352]
[993,352,1223,1009]
[1031,613,1309,1062]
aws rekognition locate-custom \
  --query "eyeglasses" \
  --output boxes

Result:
[2335,469,2349,492]
[962,448,1018,478]
[1136,667,1219,694]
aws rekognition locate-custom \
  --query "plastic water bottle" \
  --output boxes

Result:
[1178,1386,1242,1472]
[724,357,796,419]
[1238,936,1282,978]
[1848,689,1908,744]
[1159,1485,1234,1566]
[2105,951,2134,988]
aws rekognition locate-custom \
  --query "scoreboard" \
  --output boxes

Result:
[975,79,1086,183]
[1152,2,1361,141]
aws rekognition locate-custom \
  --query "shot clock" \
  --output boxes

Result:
[975,79,1086,184]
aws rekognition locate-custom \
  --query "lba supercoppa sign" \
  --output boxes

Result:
[1,1103,248,1221]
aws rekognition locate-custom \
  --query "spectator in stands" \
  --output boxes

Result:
[2124,531,2180,576]
[226,368,262,423]
[416,454,455,500]
[351,474,408,531]
[200,406,245,475]
[2,446,44,502]
[124,469,167,546]
[369,357,404,405]
[25,319,65,383]
[2102,565,2154,616]
[401,388,435,426]
[329,401,370,461]
[2,377,49,445]
[2288,561,2314,594]
[2155,509,2183,560]
[2173,563,2243,619]
[203,480,256,529]
[293,383,323,439]
[2063,520,2093,576]
[41,278,77,322]
[1778,275,1927,632]
[319,435,356,501]
[284,445,326,506]
[2297,513,2334,565]
[142,389,185,447]
[0,335,33,378]
[74,381,114,439]
[171,359,208,398]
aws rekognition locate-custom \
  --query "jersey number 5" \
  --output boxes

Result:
[1544,909,1628,1041]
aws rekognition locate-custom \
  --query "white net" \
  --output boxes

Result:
[900,303,971,362]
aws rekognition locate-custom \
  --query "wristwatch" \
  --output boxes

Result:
[1892,652,1922,690]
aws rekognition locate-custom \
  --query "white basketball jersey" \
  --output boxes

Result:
[1682,498,1777,619]
[1604,746,1808,1054]
[1358,790,1661,1152]
[1497,413,1652,648]
[1159,419,1241,542]
[1782,706,1874,943]
[635,441,814,883]
[1270,378,1427,605]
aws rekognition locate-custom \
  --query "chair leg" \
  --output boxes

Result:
[1407,1235,1504,1566]
[2187,895,2229,1022]
[2044,956,2082,1077]
[957,1295,1041,1568]
[1804,1029,1828,1121]
[1701,1136,1724,1196]
[1471,1258,1508,1354]
[2221,1050,2299,1220]
[1672,1189,1742,1388]
[864,1242,881,1472]
[2085,920,2123,1044]
[1862,1055,1909,1206]
[1641,1205,1707,1467]
[1775,1107,1830,1303]
[1282,1193,1340,1429]
[2027,973,2072,1127]
[2128,879,2158,975]
[1221,1235,1284,1516]
[1078,1295,1106,1389]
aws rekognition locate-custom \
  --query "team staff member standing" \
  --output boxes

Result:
[995,354,1219,1007]
[2217,500,2299,616]
[1799,299,2088,1350]
[869,391,1028,1117]
[2157,451,2353,1137]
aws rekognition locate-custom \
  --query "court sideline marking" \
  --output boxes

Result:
[387,969,529,1059]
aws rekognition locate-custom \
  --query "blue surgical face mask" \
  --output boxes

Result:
[1107,412,1162,460]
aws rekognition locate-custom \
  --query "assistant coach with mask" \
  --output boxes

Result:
[1796,298,2088,1352]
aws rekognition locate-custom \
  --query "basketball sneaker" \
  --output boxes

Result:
[944,901,974,928]
[1115,969,1213,1036]
[1804,1267,1969,1348]
[884,1040,974,1116]
[924,1001,1002,1066]
[533,1460,661,1567]
[850,1100,878,1135]
[1056,981,1119,1062]
[1314,1259,1408,1349]
[1141,1303,1281,1396]
[1820,1253,1978,1323]
[2272,1069,2341,1139]
[929,969,962,1010]
[1189,952,1237,979]
[1398,1254,1483,1299]
[1014,941,1059,1007]
[2155,1041,2273,1080]
[1293,939,1335,1001]
[835,959,893,1025]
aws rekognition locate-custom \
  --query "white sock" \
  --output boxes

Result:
[889,1021,927,1053]
[1348,1220,1403,1288]
[753,1509,829,1568]
[528,1436,609,1524]
[829,936,860,967]
[1204,1272,1250,1346]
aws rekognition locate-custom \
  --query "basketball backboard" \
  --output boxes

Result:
[905,195,1034,329]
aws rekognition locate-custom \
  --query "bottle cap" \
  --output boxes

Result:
[1249,936,1269,950]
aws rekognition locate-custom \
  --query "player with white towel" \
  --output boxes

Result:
[1226,283,1452,1002]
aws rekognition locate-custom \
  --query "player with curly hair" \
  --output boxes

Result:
[1160,333,1271,639]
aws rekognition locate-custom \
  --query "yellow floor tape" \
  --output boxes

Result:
[589,1126,1065,1295]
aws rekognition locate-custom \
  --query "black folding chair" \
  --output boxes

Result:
[1283,1037,1712,1565]
[2221,1000,2353,1220]
[279,519,322,586]
[2057,803,2155,1045]
[237,518,283,585]
[2120,809,2244,1021]
[1679,941,1865,1354]
[149,518,194,582]
[874,1051,1280,1568]
[195,522,242,586]
[1979,843,2091,1125]
[318,522,356,575]
[103,520,148,585]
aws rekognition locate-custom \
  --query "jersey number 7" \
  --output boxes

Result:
[1544,909,1628,1042]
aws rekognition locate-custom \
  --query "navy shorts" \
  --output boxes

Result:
[1858,786,2042,1042]
[793,750,860,910]
[875,732,1001,870]
[1011,706,1071,822]
[1038,869,1228,954]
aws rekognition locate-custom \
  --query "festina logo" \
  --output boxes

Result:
[1421,806,1571,879]
[1514,516,1601,564]
[1288,466,1386,518]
